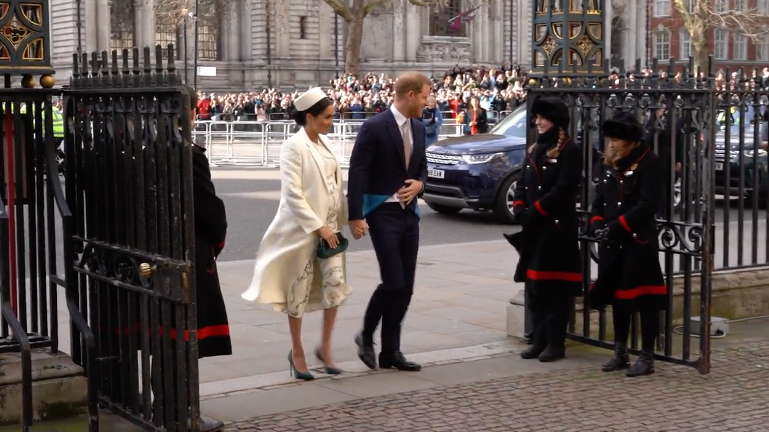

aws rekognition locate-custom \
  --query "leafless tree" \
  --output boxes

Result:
[673,0,769,71]
[268,0,494,75]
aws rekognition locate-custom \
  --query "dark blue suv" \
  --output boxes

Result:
[423,106,528,224]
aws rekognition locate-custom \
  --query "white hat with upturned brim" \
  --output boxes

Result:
[294,87,327,111]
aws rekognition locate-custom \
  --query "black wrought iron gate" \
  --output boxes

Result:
[62,45,200,430]
[526,58,716,374]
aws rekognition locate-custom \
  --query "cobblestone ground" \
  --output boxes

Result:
[227,343,769,431]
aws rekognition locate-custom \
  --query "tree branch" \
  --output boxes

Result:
[406,0,448,7]
[364,0,394,15]
[324,0,354,21]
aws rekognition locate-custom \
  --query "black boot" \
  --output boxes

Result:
[522,332,533,345]
[520,344,546,359]
[601,343,630,372]
[538,345,565,362]
[626,350,655,377]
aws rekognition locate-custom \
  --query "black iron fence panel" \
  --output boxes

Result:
[0,86,98,429]
[62,45,199,431]
[526,56,725,374]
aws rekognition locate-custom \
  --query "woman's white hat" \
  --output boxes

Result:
[294,87,327,111]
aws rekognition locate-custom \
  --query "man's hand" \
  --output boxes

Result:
[397,179,424,205]
[349,219,369,239]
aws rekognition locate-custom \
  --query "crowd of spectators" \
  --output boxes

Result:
[194,63,530,123]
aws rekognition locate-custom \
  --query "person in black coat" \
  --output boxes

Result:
[190,96,233,362]
[185,86,232,431]
[589,111,666,377]
[510,97,583,362]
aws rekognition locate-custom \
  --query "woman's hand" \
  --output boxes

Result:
[317,226,339,248]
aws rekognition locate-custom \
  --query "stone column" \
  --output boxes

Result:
[405,1,419,62]
[392,0,405,62]
[275,1,289,58]
[84,0,98,52]
[626,0,638,69]
[226,3,239,60]
[472,7,483,63]
[636,0,647,65]
[494,2,503,63]
[605,0,613,64]
[136,0,156,49]
[319,2,332,59]
[97,0,110,51]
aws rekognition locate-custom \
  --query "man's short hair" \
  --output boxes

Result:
[394,72,430,98]
[185,85,198,107]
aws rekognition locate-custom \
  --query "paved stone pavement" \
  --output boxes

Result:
[223,342,769,431]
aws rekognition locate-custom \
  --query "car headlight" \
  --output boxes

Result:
[427,145,439,152]
[461,152,504,164]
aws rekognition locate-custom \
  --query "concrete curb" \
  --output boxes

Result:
[199,339,522,399]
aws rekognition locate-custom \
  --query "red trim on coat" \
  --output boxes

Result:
[513,200,526,208]
[173,324,230,342]
[619,215,631,232]
[214,239,226,250]
[527,269,582,282]
[101,324,231,342]
[558,137,572,151]
[534,201,547,215]
[615,285,667,300]
[590,215,604,224]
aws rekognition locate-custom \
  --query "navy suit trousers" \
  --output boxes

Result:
[361,203,420,353]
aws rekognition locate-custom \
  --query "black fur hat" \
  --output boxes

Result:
[531,97,570,130]
[602,111,644,143]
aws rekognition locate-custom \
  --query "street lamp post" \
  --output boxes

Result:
[334,14,339,77]
[193,0,199,90]
[182,9,189,84]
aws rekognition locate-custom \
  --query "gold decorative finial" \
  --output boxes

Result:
[39,74,55,88]
[21,75,34,88]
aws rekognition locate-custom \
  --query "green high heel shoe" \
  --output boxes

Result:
[287,350,315,381]
[315,347,343,375]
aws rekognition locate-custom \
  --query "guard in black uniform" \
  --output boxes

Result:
[187,87,232,363]
[589,111,666,377]
[510,97,583,362]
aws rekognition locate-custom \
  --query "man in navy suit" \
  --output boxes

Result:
[348,72,431,372]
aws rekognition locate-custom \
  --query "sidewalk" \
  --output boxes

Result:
[200,240,521,395]
[220,340,769,431]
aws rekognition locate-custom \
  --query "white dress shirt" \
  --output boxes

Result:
[385,105,413,204]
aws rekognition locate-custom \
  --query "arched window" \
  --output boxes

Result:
[197,0,223,61]
[429,0,466,37]
[110,0,136,52]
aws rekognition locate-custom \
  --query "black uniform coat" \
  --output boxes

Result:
[588,144,667,314]
[192,144,233,359]
[512,131,583,298]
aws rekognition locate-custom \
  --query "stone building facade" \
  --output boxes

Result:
[49,0,638,90]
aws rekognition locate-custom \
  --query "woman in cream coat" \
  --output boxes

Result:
[242,88,353,381]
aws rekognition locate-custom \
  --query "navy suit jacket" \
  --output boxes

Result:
[347,109,428,221]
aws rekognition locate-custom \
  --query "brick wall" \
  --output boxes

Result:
[648,0,769,72]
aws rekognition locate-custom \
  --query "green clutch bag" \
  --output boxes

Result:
[317,232,349,259]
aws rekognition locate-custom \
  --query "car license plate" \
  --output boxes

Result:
[715,162,724,171]
[428,169,445,179]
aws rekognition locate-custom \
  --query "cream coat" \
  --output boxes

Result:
[242,128,349,305]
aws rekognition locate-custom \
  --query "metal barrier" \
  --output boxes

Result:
[193,112,508,166]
